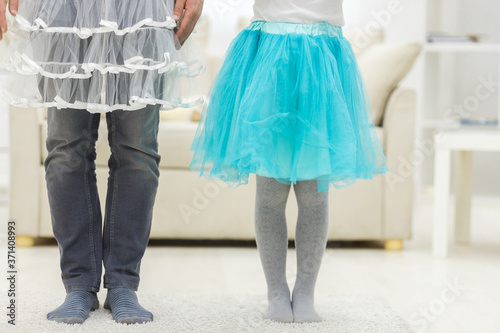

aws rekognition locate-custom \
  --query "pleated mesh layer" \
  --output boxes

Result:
[1,0,204,112]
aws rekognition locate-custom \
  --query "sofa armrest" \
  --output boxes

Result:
[381,87,416,240]
[9,105,42,236]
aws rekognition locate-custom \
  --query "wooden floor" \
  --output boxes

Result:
[0,196,499,333]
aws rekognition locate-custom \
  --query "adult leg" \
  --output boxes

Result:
[44,107,101,323]
[292,180,329,323]
[102,104,161,324]
[254,176,293,323]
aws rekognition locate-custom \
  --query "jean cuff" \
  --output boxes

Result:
[65,285,100,293]
[103,282,139,292]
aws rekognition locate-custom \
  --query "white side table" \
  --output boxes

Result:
[433,130,500,257]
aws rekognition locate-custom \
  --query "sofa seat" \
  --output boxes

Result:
[41,120,200,169]
[41,121,384,170]
[37,118,387,241]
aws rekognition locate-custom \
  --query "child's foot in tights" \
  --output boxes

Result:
[267,287,294,323]
[292,290,322,323]
[47,290,99,324]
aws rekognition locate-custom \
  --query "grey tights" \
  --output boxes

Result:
[254,176,329,323]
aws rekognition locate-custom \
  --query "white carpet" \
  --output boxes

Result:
[12,292,412,333]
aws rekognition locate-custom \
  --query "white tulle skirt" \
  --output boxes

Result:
[1,0,205,112]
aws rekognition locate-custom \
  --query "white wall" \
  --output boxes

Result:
[0,22,12,197]
[344,0,424,42]
[0,72,9,197]
[203,0,254,56]
[203,0,426,56]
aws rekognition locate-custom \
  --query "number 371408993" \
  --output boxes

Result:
[7,221,16,270]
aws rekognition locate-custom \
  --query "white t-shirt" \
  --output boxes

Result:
[252,0,345,26]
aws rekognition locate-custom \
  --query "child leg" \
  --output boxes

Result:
[44,107,102,324]
[292,180,329,322]
[254,176,294,323]
[102,105,161,324]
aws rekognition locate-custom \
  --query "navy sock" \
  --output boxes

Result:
[47,290,99,324]
[104,288,153,324]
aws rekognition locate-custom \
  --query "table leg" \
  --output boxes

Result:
[455,150,473,245]
[433,148,451,257]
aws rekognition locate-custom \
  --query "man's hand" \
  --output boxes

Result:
[174,0,204,46]
[0,0,18,41]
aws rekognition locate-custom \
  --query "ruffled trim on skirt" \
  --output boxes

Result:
[12,0,179,37]
[4,28,204,77]
[3,71,203,112]
[14,14,177,39]
[1,0,205,113]
[190,21,388,192]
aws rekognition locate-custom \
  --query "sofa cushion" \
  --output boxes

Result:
[41,120,200,169]
[357,41,421,126]
[157,121,199,168]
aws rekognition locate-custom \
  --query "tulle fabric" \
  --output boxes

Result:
[1,0,204,112]
[190,21,388,192]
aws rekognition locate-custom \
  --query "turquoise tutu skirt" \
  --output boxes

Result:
[190,21,388,192]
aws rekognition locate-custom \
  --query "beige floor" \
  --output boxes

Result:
[0,196,499,333]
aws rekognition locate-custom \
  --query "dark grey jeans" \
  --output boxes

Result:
[44,105,161,293]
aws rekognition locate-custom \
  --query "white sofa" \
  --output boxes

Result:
[8,18,418,250]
